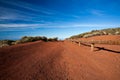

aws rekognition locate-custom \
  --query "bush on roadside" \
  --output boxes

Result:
[0,40,15,47]
[48,37,58,41]
[18,36,58,43]
[0,36,59,48]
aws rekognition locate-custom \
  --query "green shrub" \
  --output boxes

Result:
[0,40,15,47]
[0,36,59,48]
[48,37,58,41]
[41,36,48,42]
[19,36,58,42]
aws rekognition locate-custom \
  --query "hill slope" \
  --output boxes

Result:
[69,27,120,39]
[79,35,120,42]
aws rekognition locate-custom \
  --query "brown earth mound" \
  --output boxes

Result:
[80,35,120,41]
[0,40,120,80]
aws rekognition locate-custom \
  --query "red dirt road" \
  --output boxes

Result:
[0,41,120,80]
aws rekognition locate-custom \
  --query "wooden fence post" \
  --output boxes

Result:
[79,42,81,46]
[91,43,95,51]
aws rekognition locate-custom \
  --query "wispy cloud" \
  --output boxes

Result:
[0,6,36,21]
[52,23,119,28]
[0,0,77,24]
[0,0,61,24]
[0,0,55,15]
[0,0,114,30]
[0,7,59,25]
[90,9,105,16]
[72,24,118,27]
[0,21,60,28]
[0,22,119,32]
[0,23,45,28]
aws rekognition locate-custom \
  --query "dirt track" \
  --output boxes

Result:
[0,41,120,80]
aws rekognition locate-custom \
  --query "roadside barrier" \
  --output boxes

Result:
[68,39,120,51]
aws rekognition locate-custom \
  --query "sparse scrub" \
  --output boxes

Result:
[19,36,58,43]
[0,40,15,47]
[14,40,22,44]
[0,36,58,48]
[48,37,58,41]
[41,36,48,42]
[20,36,34,43]
[69,27,120,39]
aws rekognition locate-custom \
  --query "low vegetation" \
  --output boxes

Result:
[0,36,58,48]
[69,27,120,39]
[0,40,15,47]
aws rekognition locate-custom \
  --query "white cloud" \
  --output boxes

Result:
[0,6,36,20]
[0,0,55,15]
[90,9,105,16]
[0,23,45,28]
[0,6,55,23]
[0,22,119,31]
[0,0,76,21]
[55,23,119,28]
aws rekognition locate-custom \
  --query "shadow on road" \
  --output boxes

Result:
[79,42,120,54]
[95,47,120,53]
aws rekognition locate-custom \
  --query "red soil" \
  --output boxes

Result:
[80,35,120,41]
[0,40,120,80]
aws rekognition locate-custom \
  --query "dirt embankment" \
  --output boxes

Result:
[80,35,120,41]
[0,40,120,80]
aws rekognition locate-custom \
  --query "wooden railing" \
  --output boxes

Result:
[68,39,120,51]
[68,39,120,45]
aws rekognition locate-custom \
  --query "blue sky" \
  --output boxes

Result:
[0,0,120,40]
